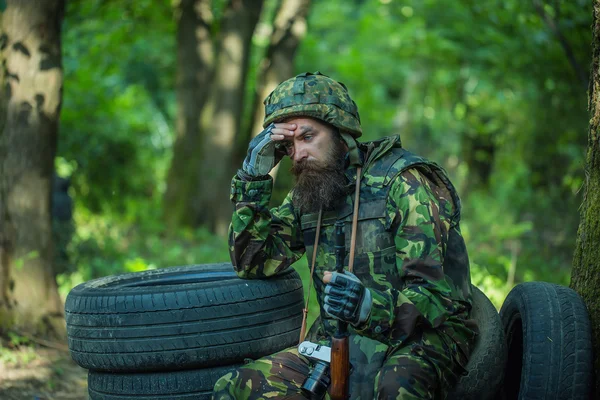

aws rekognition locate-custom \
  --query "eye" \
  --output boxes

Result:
[304,134,313,141]
[283,142,294,155]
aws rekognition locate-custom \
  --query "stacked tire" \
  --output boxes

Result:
[447,286,508,400]
[499,281,593,400]
[65,263,305,399]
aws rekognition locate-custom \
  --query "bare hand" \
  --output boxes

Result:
[270,123,296,142]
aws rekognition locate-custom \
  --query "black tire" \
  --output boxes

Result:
[65,263,304,372]
[499,281,592,400]
[447,285,507,400]
[88,364,238,400]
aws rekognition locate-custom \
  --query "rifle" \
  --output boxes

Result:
[298,220,351,399]
[330,220,350,400]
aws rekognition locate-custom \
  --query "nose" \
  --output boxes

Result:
[293,146,308,163]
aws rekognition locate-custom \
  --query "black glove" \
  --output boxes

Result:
[323,271,372,326]
[241,123,287,177]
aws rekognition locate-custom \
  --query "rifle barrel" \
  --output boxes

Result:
[331,220,350,399]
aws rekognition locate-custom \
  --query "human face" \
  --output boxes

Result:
[271,117,348,212]
[270,117,343,166]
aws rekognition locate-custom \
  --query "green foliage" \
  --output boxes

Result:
[7,332,29,347]
[0,332,36,366]
[13,251,39,270]
[294,0,590,303]
[0,347,36,365]
[291,256,320,328]
[60,0,175,218]
[57,211,231,298]
[56,0,591,311]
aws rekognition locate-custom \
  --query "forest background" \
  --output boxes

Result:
[0,0,596,397]
[53,0,590,308]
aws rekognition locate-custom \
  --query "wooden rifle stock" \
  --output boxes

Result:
[330,334,350,399]
[330,221,350,400]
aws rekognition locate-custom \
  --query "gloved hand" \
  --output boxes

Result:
[241,123,287,177]
[323,271,372,326]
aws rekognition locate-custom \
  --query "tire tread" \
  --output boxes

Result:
[66,264,304,372]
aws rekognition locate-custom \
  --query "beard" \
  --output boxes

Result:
[291,137,348,214]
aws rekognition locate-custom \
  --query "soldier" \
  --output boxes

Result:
[213,72,478,399]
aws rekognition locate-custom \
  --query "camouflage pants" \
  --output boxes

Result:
[212,328,467,400]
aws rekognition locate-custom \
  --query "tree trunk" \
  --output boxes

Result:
[570,2,600,396]
[0,0,66,338]
[0,6,8,325]
[196,0,265,235]
[163,0,214,233]
[239,0,312,172]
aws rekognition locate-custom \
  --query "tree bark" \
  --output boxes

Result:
[163,0,214,233]
[0,0,65,337]
[570,1,600,396]
[196,0,265,235]
[0,6,8,325]
[239,0,312,170]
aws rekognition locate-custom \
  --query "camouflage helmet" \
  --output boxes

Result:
[263,71,362,138]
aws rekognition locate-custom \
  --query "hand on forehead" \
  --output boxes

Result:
[270,122,296,141]
[271,117,325,141]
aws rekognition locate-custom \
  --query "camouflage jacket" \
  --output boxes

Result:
[229,135,477,388]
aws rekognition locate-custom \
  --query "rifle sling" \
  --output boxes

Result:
[348,167,361,273]
[299,167,362,343]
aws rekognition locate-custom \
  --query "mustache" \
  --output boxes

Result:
[290,156,345,177]
[290,159,326,176]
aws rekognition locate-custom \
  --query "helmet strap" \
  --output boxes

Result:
[341,132,362,167]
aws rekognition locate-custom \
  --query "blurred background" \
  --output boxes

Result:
[55,0,590,306]
[0,0,593,397]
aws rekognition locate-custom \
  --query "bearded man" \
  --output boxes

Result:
[213,72,478,399]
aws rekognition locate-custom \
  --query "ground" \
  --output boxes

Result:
[0,344,88,400]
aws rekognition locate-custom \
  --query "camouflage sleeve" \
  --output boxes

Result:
[229,174,305,279]
[355,168,462,346]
